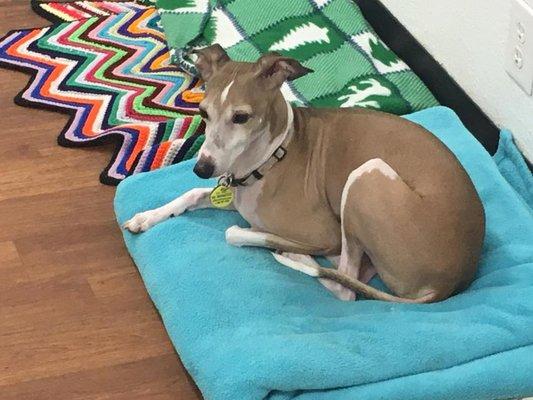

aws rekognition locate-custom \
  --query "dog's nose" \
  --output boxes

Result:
[193,158,215,179]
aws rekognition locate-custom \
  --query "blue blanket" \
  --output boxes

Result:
[494,130,533,206]
[114,107,533,400]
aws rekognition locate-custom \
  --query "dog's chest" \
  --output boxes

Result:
[233,181,266,230]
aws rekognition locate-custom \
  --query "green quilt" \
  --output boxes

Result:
[156,0,438,114]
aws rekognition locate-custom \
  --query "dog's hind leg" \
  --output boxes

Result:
[319,163,388,301]
[273,159,438,303]
[319,215,364,301]
[124,188,233,233]
[338,158,443,301]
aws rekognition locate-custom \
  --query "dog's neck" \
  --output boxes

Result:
[231,101,294,186]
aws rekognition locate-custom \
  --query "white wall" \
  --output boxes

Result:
[380,0,533,161]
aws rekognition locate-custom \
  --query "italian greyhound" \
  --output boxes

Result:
[124,44,485,303]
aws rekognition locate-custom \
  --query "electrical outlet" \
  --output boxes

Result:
[506,0,533,95]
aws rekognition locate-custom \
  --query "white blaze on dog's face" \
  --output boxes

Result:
[192,44,312,179]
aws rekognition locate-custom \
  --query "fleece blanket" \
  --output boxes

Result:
[115,107,533,400]
[494,130,533,206]
[156,0,439,113]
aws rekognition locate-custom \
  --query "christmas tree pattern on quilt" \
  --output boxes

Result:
[156,0,438,114]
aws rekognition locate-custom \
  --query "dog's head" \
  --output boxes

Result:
[192,44,312,179]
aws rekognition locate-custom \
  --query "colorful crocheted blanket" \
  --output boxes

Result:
[157,0,439,113]
[33,1,150,22]
[0,1,204,185]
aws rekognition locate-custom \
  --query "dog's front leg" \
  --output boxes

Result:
[124,188,231,233]
[225,226,321,254]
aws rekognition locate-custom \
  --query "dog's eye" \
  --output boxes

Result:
[232,113,250,124]
[199,108,208,120]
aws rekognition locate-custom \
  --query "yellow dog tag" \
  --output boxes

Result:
[210,185,234,208]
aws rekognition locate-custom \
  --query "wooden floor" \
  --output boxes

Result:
[0,2,202,399]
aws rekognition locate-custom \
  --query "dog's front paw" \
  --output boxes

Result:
[225,225,244,246]
[123,210,166,233]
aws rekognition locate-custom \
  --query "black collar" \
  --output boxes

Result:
[230,144,288,186]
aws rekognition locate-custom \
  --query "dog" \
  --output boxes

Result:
[124,44,485,303]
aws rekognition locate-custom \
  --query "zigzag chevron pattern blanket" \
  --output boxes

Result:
[33,1,151,22]
[157,0,439,113]
[0,1,204,184]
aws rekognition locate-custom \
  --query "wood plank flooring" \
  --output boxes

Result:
[0,2,203,399]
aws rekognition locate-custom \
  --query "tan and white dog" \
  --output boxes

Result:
[124,44,485,303]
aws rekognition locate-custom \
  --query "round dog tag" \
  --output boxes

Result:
[210,185,234,208]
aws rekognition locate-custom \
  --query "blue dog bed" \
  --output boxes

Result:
[114,107,533,400]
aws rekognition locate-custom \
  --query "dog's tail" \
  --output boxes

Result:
[272,253,435,304]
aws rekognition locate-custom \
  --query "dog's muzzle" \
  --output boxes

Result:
[193,157,215,179]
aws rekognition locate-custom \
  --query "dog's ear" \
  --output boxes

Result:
[255,52,313,88]
[193,44,230,81]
